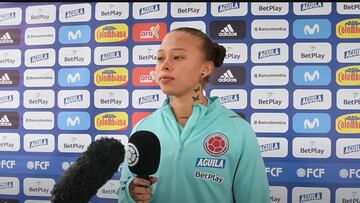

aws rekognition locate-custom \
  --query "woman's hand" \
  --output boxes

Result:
[129,176,157,203]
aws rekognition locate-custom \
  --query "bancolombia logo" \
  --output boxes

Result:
[336,65,360,86]
[94,67,128,86]
[0,112,18,129]
[94,112,128,130]
[336,113,360,134]
[0,29,20,46]
[95,23,128,43]
[210,21,245,39]
[336,18,360,39]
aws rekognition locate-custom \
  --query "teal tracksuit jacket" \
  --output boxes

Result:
[118,96,270,203]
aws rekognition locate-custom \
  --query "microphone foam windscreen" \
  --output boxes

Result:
[127,131,161,176]
[50,137,125,203]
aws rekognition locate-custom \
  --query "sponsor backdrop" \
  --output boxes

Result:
[0,2,359,203]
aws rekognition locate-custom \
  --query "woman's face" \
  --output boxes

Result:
[155,31,208,97]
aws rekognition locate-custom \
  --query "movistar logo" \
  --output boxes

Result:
[304,71,320,81]
[66,116,80,127]
[304,24,320,35]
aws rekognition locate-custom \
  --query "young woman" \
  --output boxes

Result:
[118,27,270,203]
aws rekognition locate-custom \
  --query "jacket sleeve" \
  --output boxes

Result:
[233,120,270,203]
[117,158,136,203]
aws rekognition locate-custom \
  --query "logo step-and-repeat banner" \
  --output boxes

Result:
[0,2,359,203]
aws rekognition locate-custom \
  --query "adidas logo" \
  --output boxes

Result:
[0,32,14,44]
[0,73,12,85]
[218,24,237,37]
[218,69,237,82]
[0,115,12,127]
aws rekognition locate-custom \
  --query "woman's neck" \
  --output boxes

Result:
[169,90,208,127]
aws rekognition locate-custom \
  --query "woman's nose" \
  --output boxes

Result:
[160,59,171,71]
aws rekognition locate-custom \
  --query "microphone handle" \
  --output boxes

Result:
[137,174,149,180]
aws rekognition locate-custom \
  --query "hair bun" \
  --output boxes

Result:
[213,43,226,68]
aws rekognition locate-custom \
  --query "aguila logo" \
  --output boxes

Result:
[203,133,229,157]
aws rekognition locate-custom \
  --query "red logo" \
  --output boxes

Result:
[133,22,167,42]
[132,67,159,86]
[132,112,152,127]
[203,133,229,157]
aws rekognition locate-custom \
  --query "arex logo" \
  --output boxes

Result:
[0,29,20,46]
[0,112,18,129]
[336,113,360,134]
[94,112,128,130]
[132,22,167,42]
[336,18,360,39]
[336,65,360,86]
[132,67,158,86]
[132,112,152,127]
[210,21,245,39]
[94,67,128,86]
[95,23,128,43]
[0,70,19,87]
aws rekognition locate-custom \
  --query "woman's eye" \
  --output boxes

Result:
[157,56,163,61]
[174,56,183,60]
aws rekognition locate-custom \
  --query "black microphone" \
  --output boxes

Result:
[50,137,125,203]
[127,130,161,180]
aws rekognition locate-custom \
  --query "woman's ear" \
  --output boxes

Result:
[201,61,215,78]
